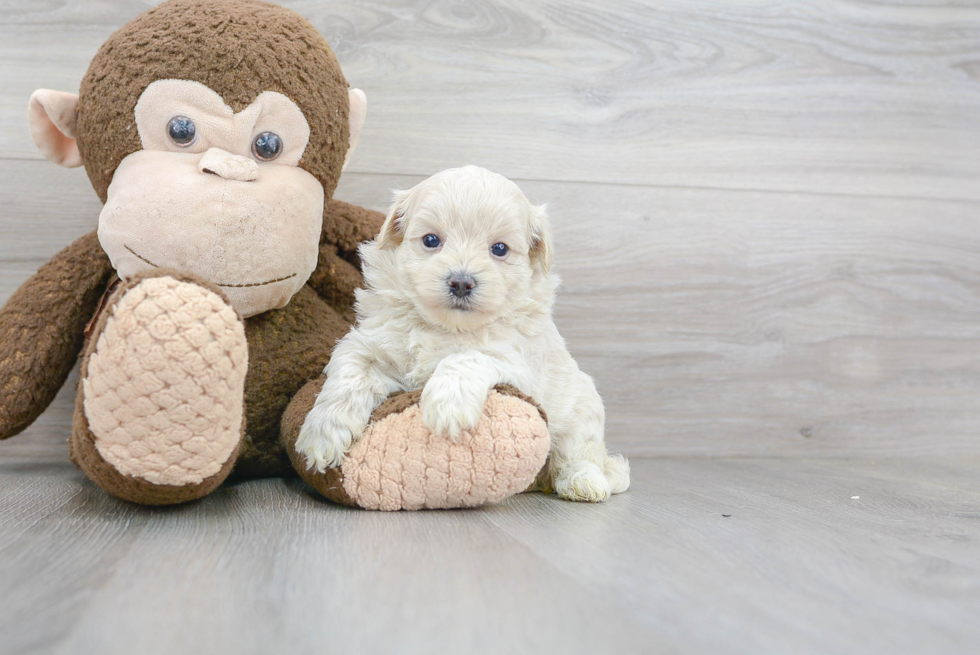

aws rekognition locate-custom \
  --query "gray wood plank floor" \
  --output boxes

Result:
[1,2,979,653]
[1,457,978,655]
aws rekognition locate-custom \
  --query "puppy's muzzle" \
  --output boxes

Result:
[448,274,477,298]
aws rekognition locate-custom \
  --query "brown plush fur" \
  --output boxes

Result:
[320,198,387,259]
[234,286,350,478]
[307,245,363,323]
[76,0,349,203]
[308,198,386,323]
[0,232,113,439]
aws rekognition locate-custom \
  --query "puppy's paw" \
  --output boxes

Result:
[419,374,489,439]
[296,405,357,473]
[553,460,612,503]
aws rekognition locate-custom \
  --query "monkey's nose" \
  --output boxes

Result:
[199,147,259,182]
[448,274,477,298]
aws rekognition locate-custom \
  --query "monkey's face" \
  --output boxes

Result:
[97,80,324,318]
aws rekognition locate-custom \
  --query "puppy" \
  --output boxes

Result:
[296,165,629,502]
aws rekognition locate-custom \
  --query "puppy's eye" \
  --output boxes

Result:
[167,116,197,147]
[491,242,509,257]
[422,234,441,249]
[252,131,283,161]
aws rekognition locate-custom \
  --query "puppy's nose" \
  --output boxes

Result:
[448,274,477,298]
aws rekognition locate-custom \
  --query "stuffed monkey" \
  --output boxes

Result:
[0,0,548,509]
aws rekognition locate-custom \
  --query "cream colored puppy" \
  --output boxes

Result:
[296,165,629,502]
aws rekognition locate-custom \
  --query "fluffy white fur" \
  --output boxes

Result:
[296,165,630,502]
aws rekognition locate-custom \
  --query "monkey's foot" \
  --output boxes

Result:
[71,272,248,504]
[282,380,551,511]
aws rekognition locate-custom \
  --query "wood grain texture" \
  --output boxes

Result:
[331,174,980,457]
[0,458,977,655]
[1,1,979,198]
[1,3,977,653]
[6,167,979,457]
[1,1,979,457]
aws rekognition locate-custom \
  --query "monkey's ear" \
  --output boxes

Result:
[375,189,411,250]
[343,88,367,171]
[529,203,553,275]
[28,90,83,168]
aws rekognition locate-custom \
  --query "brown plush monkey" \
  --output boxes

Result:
[0,0,548,509]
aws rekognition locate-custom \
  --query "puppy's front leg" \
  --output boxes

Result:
[420,351,519,439]
[297,332,400,473]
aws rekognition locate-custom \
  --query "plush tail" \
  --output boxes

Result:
[604,452,631,494]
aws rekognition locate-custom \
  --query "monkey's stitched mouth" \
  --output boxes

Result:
[124,244,297,288]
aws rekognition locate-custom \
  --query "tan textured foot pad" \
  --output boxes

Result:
[283,382,550,511]
[82,276,248,486]
[347,389,550,510]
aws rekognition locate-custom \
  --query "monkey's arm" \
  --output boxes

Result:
[0,230,113,439]
[307,198,385,319]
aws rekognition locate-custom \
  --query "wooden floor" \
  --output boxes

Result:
[0,457,977,655]
[1,1,979,653]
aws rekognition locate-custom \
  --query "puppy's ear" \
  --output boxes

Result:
[528,203,553,275]
[375,189,411,250]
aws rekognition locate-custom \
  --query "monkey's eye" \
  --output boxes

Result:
[167,116,197,147]
[422,234,441,249]
[491,242,509,257]
[252,132,283,161]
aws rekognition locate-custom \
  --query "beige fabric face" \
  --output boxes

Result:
[135,79,310,165]
[100,150,323,318]
[99,80,324,318]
